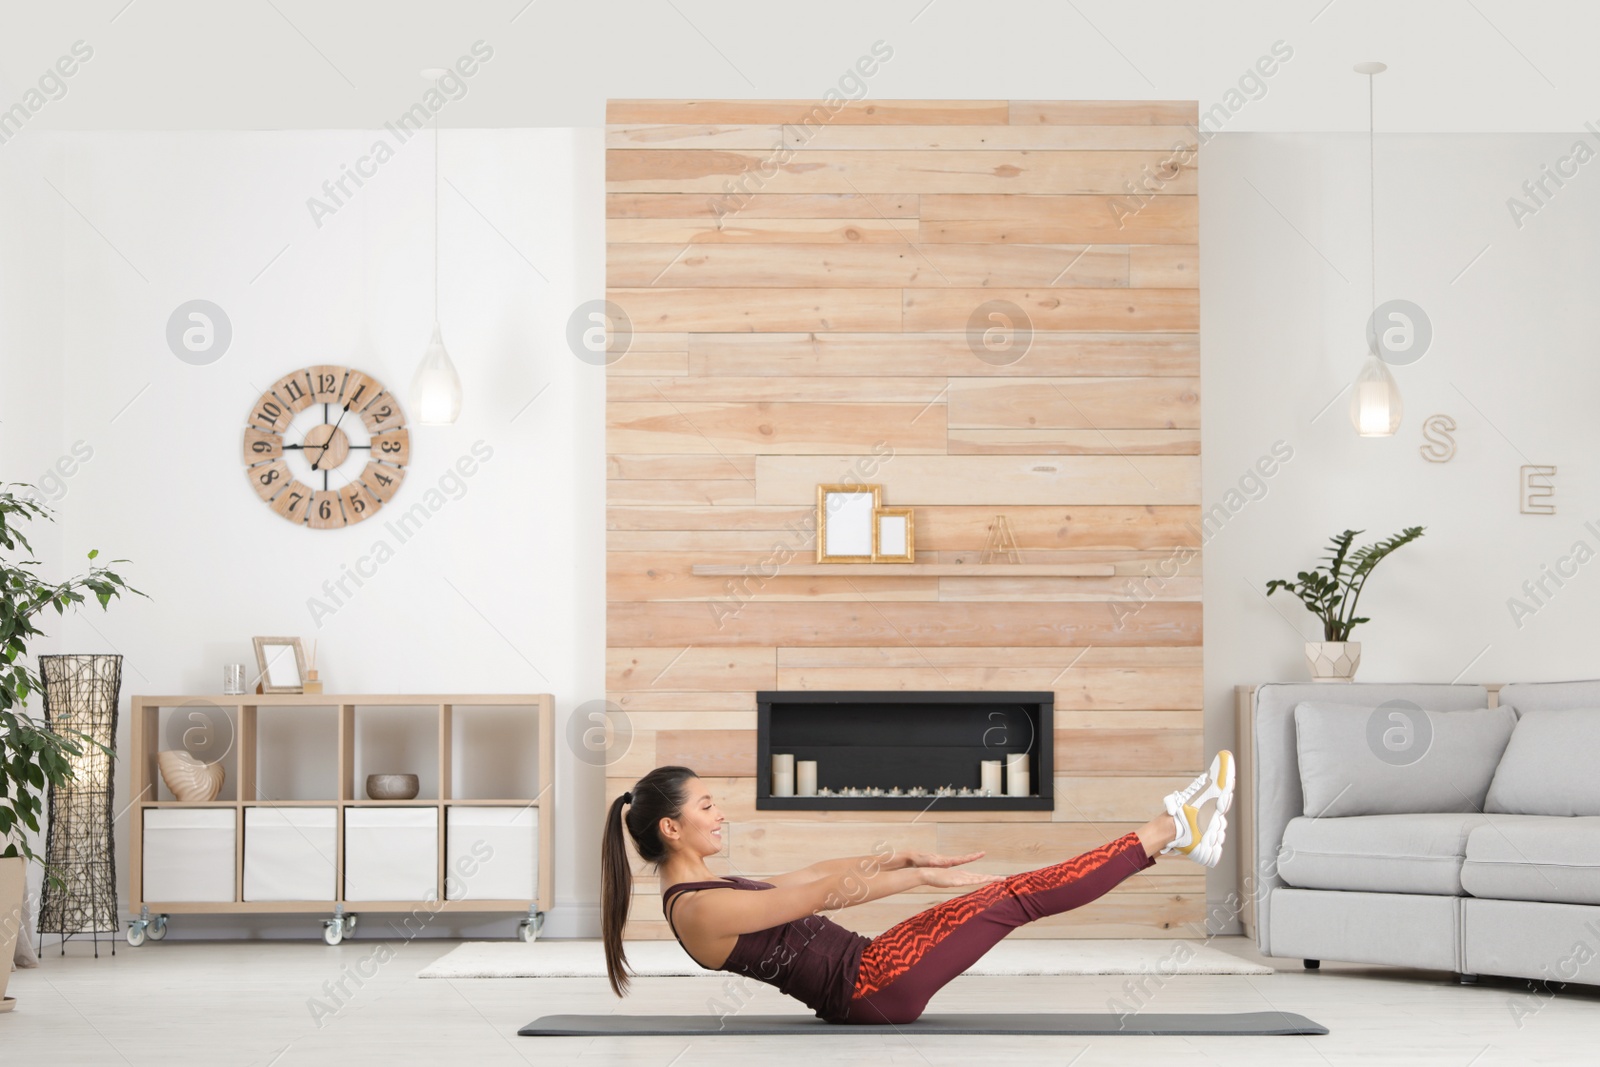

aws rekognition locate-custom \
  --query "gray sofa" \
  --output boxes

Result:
[1250,680,1600,986]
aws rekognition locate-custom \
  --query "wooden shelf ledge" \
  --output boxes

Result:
[690,563,1117,577]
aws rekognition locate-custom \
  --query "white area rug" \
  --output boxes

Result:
[418,938,1269,979]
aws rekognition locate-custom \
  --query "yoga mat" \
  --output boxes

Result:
[519,1011,1328,1036]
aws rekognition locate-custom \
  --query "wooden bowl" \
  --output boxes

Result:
[366,773,420,801]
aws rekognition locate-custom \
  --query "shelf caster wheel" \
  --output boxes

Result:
[343,914,357,935]
[1302,959,1319,970]
[147,915,169,941]
[323,920,344,946]
[518,912,544,942]
[126,922,147,948]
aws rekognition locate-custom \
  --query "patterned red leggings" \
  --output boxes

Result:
[843,831,1156,1024]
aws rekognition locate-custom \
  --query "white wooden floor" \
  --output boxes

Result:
[6,935,1596,1065]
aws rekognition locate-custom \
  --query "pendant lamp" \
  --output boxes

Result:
[411,67,463,425]
[1349,61,1402,438]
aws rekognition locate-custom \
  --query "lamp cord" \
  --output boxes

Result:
[433,118,440,323]
[1368,72,1376,319]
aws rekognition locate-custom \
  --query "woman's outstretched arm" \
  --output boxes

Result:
[678,865,999,938]
[763,849,985,888]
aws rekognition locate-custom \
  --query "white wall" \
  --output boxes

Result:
[7,126,1600,942]
[0,128,606,941]
[1202,131,1600,925]
[8,0,1600,133]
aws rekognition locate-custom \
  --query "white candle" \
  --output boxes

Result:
[1006,753,1030,797]
[980,760,1003,796]
[772,772,794,797]
[797,760,818,796]
[772,753,794,778]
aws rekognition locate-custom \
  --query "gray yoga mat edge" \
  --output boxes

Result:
[519,1011,1328,1036]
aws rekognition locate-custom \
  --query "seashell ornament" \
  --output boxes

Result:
[158,749,225,802]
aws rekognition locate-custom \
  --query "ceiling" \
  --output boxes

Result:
[0,0,1594,132]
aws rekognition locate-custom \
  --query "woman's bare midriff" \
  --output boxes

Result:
[664,887,740,969]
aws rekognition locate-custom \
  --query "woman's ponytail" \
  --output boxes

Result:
[599,766,699,997]
[601,791,634,996]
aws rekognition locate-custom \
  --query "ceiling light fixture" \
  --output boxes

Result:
[411,66,463,426]
[1350,60,1402,438]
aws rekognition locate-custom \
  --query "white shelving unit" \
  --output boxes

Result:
[126,693,554,945]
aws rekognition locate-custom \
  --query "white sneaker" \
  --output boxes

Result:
[1159,750,1235,868]
[1165,806,1227,867]
[1162,750,1236,819]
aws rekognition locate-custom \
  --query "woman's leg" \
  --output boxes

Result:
[843,825,1164,1025]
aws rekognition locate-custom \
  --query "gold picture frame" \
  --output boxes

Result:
[816,484,881,563]
[252,636,307,694]
[873,508,915,563]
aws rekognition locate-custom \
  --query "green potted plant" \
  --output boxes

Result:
[0,486,139,992]
[1265,526,1424,681]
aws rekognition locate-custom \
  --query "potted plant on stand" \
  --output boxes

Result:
[1266,526,1424,682]
[1,486,139,1007]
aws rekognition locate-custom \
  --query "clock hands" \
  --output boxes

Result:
[309,402,353,472]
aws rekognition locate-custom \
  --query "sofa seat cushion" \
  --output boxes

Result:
[1461,815,1600,906]
[1278,813,1498,895]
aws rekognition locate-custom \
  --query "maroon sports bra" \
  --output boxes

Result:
[662,875,868,1022]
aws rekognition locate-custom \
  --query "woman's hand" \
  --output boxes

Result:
[921,867,1004,889]
[899,849,985,870]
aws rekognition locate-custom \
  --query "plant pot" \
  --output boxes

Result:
[1305,641,1361,682]
[0,855,24,1010]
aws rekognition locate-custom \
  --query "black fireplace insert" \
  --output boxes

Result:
[756,690,1053,811]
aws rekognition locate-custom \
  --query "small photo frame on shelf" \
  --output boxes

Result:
[252,636,307,694]
[873,508,915,563]
[816,484,881,563]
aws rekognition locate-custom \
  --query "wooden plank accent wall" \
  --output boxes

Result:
[606,99,1202,939]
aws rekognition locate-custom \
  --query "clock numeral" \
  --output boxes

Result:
[339,482,380,526]
[242,429,283,464]
[270,479,315,524]
[250,460,292,502]
[307,364,346,404]
[358,461,404,503]
[272,371,314,413]
[370,429,411,467]
[250,392,293,433]
[343,371,380,413]
[360,393,404,434]
[308,490,347,530]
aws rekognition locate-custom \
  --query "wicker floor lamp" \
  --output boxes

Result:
[36,654,122,957]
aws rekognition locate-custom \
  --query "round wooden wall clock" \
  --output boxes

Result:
[242,365,409,529]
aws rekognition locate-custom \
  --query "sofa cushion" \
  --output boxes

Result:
[1278,813,1497,895]
[1485,708,1600,816]
[1294,702,1517,817]
[1461,815,1600,905]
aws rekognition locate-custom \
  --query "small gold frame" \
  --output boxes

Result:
[873,508,915,563]
[816,484,881,563]
[252,636,307,694]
